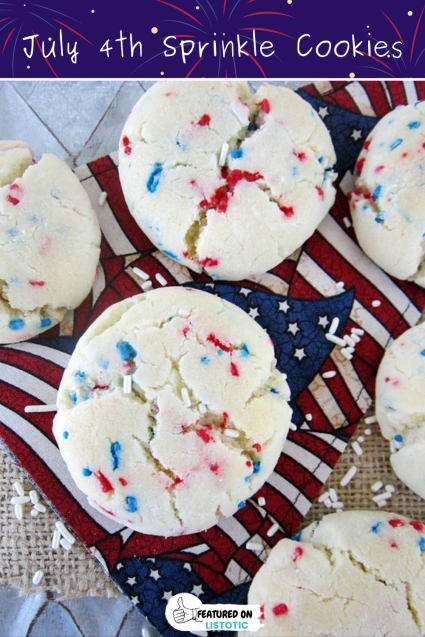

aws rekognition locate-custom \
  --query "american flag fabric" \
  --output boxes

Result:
[1,80,425,636]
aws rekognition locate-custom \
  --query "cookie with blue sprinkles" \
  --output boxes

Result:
[118,81,336,281]
[53,286,292,536]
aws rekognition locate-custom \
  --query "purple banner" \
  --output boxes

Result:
[0,1,424,79]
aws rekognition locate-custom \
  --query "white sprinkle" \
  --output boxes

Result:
[372,491,392,503]
[332,501,344,509]
[198,403,207,415]
[393,438,403,451]
[55,521,76,545]
[351,441,363,456]
[371,481,383,492]
[372,300,381,308]
[224,429,239,438]
[329,488,338,503]
[155,273,167,286]
[11,495,30,505]
[141,280,153,291]
[340,348,353,360]
[364,428,372,435]
[257,497,266,507]
[390,439,397,454]
[25,404,58,413]
[343,334,356,348]
[132,267,150,281]
[29,490,39,505]
[60,538,72,551]
[364,415,377,425]
[340,465,357,487]
[30,509,39,517]
[344,346,355,354]
[305,413,313,421]
[52,529,61,550]
[351,328,365,336]
[322,370,336,379]
[336,281,345,289]
[181,387,191,407]
[385,484,395,493]
[219,142,229,166]
[357,436,365,443]
[325,333,346,347]
[329,317,340,335]
[13,482,25,496]
[377,500,388,507]
[350,333,361,344]
[289,422,297,431]
[32,570,44,585]
[323,497,333,508]
[318,490,330,503]
[123,375,132,394]
[98,191,107,206]
[343,216,352,228]
[178,308,190,318]
[34,502,46,513]
[246,541,263,551]
[267,522,280,537]
[232,104,248,124]
[14,504,23,520]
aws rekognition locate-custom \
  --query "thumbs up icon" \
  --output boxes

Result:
[173,596,196,623]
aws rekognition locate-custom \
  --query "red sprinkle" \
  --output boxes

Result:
[182,326,190,338]
[259,605,265,620]
[124,146,132,156]
[252,443,262,452]
[94,471,114,493]
[279,205,295,218]
[197,114,211,126]
[390,541,398,549]
[219,413,229,428]
[388,518,405,528]
[257,99,270,114]
[207,334,231,352]
[384,377,390,383]
[374,165,384,173]
[91,385,110,392]
[316,186,325,200]
[402,152,408,158]
[29,280,45,287]
[174,476,183,485]
[7,195,19,205]
[209,463,219,473]
[272,603,288,616]
[410,520,424,532]
[364,140,371,150]
[118,478,128,486]
[355,157,365,173]
[199,257,219,268]
[197,428,212,443]
[122,136,130,146]
[291,546,303,562]
[246,461,252,467]
[293,151,306,162]
[200,170,262,213]
[230,362,239,377]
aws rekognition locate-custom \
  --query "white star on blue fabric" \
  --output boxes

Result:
[150,569,161,581]
[278,300,290,313]
[163,590,174,601]
[192,584,204,596]
[249,307,259,319]
[126,577,137,586]
[131,596,139,605]
[318,315,329,328]
[318,106,329,118]
[288,322,299,336]
[351,129,362,141]
[294,348,306,361]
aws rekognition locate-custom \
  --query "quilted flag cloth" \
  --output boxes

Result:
[1,80,425,637]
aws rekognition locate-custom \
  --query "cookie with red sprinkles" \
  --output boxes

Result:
[53,286,292,536]
[119,81,336,281]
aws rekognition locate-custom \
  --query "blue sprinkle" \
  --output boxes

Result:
[30,214,39,223]
[394,434,403,442]
[82,468,92,477]
[97,357,109,371]
[231,148,243,159]
[253,461,261,474]
[9,318,24,331]
[375,215,384,224]
[292,531,302,541]
[419,537,425,553]
[39,318,52,328]
[116,341,137,362]
[125,496,138,513]
[75,370,86,383]
[147,162,163,193]
[200,356,210,365]
[421,349,425,357]
[292,166,299,177]
[390,138,403,151]
[110,441,121,471]
[69,392,78,406]
[162,249,179,260]
[241,344,250,358]
[407,121,420,129]
[7,228,18,238]
[318,156,323,163]
[237,500,246,510]
[371,522,382,534]
[373,185,382,200]
[270,388,279,394]
[362,205,368,211]
[63,431,69,439]
[217,348,224,356]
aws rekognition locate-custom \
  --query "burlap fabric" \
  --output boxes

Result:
[2,405,425,598]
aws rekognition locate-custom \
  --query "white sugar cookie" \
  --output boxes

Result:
[53,287,292,536]
[119,81,336,281]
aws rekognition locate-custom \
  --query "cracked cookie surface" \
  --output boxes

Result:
[118,81,336,281]
[376,322,425,500]
[0,143,101,343]
[53,287,292,536]
[350,101,425,286]
[247,510,425,636]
